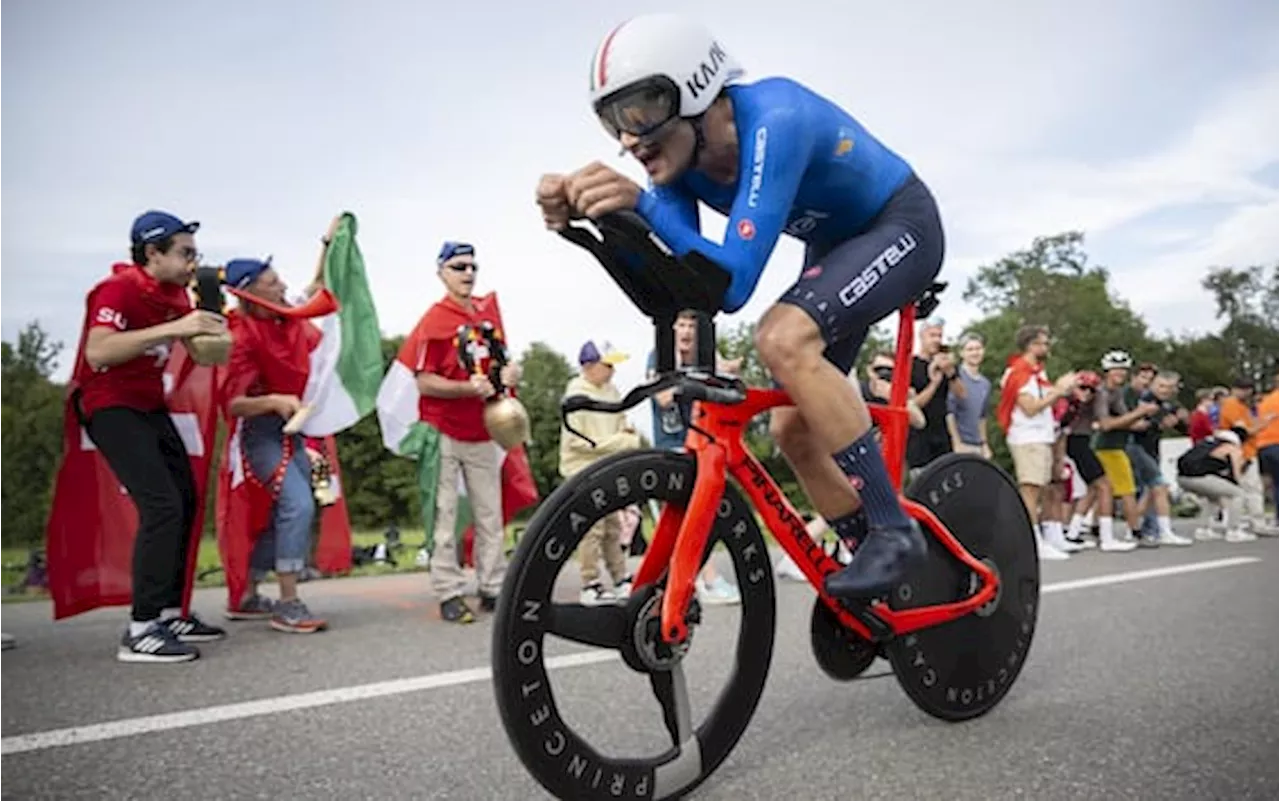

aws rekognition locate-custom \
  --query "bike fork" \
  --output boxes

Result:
[660,443,727,645]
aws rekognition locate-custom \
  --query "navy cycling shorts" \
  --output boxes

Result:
[778,173,945,374]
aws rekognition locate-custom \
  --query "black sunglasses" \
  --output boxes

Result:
[445,262,478,273]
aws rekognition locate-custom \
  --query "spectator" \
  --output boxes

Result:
[1126,370,1193,546]
[1217,377,1274,533]
[560,339,642,605]
[1055,370,1127,551]
[945,332,992,458]
[413,241,521,624]
[907,317,966,477]
[1256,375,1278,521]
[1186,389,1217,444]
[74,210,229,662]
[1092,349,1162,546]
[994,324,1078,560]
[646,310,741,605]
[220,255,330,633]
[1176,430,1257,543]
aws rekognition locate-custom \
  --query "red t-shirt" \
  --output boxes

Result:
[73,264,192,418]
[415,298,501,442]
[1187,408,1214,444]
[219,310,321,414]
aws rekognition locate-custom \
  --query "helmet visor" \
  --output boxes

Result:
[595,79,679,139]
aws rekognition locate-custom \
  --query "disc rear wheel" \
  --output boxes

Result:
[885,454,1041,722]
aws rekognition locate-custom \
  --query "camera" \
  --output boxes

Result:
[1138,389,1178,425]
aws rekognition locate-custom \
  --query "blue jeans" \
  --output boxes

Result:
[243,416,314,581]
[1259,444,1279,510]
[1126,444,1163,537]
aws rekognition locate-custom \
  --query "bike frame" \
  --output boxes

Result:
[633,299,999,645]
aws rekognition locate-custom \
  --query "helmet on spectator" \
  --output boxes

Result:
[1100,350,1133,371]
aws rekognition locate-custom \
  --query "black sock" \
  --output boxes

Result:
[832,431,911,530]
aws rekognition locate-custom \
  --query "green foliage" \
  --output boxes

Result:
[516,341,575,498]
[2,323,66,548]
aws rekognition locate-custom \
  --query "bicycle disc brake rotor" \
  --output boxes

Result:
[491,450,777,801]
[885,454,1041,722]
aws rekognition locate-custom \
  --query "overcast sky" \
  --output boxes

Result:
[3,0,1277,439]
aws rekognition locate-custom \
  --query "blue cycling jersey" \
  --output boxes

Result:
[634,77,914,313]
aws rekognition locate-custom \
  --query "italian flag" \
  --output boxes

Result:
[375,292,539,563]
[215,212,384,609]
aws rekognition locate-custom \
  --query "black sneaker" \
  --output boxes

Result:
[478,593,498,613]
[117,623,199,664]
[440,596,475,624]
[162,613,227,643]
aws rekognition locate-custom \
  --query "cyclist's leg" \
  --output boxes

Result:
[758,173,945,598]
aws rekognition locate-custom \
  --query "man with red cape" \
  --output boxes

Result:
[45,210,230,663]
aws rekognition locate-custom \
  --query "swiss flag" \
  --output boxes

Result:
[44,345,218,620]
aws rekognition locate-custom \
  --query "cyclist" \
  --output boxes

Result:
[536,13,945,598]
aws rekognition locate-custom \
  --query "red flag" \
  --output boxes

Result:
[461,443,540,567]
[44,344,218,620]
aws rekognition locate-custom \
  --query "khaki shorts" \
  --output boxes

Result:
[1009,442,1053,487]
[1096,448,1136,497]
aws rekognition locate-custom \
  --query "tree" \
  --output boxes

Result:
[2,322,66,547]
[516,342,575,498]
[1201,264,1279,387]
[963,231,1152,382]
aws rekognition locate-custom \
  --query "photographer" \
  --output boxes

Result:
[1124,370,1192,546]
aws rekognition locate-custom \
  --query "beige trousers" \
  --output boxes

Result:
[579,511,626,586]
[430,435,506,601]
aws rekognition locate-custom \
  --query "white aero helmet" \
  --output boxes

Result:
[1100,349,1133,371]
[588,13,745,139]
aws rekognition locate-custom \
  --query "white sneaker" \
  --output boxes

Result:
[697,576,742,606]
[1037,537,1071,561]
[774,555,806,581]
[1045,531,1084,553]
[1157,530,1194,547]
[1099,536,1138,552]
[1225,528,1258,543]
[613,577,633,601]
[1248,518,1278,537]
[1194,527,1224,541]
[580,583,616,606]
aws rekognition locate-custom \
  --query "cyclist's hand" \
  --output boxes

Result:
[565,162,641,219]
[536,174,574,230]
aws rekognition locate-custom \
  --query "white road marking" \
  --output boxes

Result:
[0,554,1263,756]
[1040,556,1261,594]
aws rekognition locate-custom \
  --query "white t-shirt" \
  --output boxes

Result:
[1005,372,1057,445]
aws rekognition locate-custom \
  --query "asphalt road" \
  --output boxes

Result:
[2,525,1277,801]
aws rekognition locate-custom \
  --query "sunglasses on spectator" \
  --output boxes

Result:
[445,262,478,273]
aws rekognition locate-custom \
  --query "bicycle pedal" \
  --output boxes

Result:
[838,599,894,644]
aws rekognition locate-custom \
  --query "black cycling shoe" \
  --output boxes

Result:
[824,520,927,599]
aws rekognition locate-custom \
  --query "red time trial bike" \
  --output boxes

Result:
[492,212,1039,801]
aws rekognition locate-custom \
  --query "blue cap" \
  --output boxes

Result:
[223,256,273,290]
[437,241,475,265]
[130,210,199,245]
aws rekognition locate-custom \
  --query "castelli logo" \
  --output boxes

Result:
[848,475,864,490]
[737,218,756,240]
[802,265,823,279]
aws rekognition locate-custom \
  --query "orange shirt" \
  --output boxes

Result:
[1219,395,1260,459]
[1255,389,1278,450]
